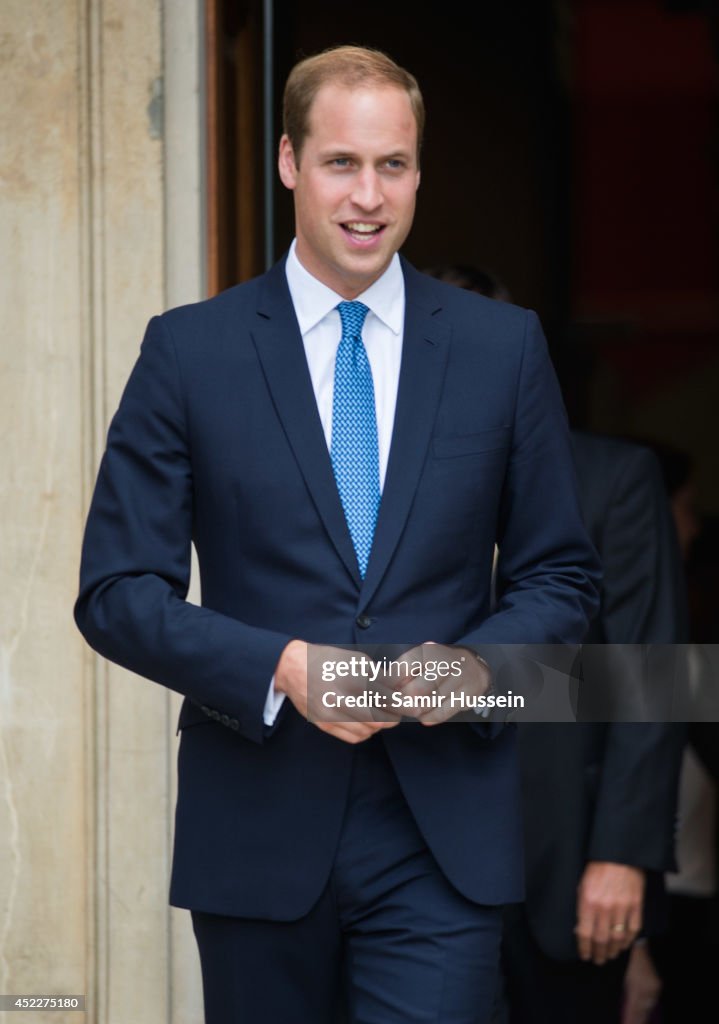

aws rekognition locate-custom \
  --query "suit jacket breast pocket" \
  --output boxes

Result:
[432,426,510,459]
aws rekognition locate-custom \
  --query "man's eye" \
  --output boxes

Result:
[332,158,351,168]
[385,159,405,171]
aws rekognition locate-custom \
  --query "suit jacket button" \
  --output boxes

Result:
[230,718,240,731]
[356,614,372,629]
[220,714,230,726]
[211,710,220,720]
[201,705,211,715]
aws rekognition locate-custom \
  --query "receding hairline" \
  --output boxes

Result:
[282,45,425,163]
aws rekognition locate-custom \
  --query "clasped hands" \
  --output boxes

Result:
[275,640,491,745]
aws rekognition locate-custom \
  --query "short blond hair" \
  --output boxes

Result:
[283,45,425,165]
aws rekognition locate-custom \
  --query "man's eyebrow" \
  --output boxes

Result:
[317,148,414,163]
[318,148,356,159]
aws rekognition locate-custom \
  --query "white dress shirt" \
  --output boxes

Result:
[263,240,406,725]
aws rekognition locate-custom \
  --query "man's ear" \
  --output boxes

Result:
[278,135,298,190]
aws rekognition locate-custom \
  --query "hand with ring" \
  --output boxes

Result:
[575,861,645,964]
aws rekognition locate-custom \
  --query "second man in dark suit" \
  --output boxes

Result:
[501,432,686,1024]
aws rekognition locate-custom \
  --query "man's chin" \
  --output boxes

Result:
[334,253,394,296]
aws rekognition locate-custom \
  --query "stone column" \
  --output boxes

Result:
[0,2,204,1021]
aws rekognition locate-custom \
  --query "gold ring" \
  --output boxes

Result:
[611,924,626,934]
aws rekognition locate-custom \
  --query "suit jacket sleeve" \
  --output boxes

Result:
[587,724,684,870]
[459,310,601,658]
[74,315,292,745]
[595,446,689,645]
[586,446,687,870]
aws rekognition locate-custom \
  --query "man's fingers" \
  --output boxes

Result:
[577,910,640,964]
[304,642,492,728]
[627,903,643,936]
[577,915,619,965]
[608,912,641,959]
[574,912,595,962]
[582,916,641,964]
[391,643,491,725]
[316,720,395,744]
[600,900,643,962]
[598,925,626,962]
[576,862,645,963]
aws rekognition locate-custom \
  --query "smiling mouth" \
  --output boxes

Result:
[342,222,385,242]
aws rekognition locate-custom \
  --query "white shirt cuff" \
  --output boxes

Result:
[263,676,286,727]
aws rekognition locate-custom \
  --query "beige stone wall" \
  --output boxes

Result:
[0,2,204,1020]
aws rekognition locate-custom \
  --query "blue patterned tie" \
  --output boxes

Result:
[331,301,380,578]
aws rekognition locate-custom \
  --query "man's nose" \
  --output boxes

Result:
[350,169,382,210]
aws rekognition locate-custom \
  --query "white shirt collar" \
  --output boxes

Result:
[285,239,404,336]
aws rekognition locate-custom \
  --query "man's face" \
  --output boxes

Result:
[278,83,420,299]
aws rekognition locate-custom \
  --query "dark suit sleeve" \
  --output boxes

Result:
[459,311,601,656]
[587,724,684,870]
[74,316,292,744]
[596,446,689,644]
[586,447,687,870]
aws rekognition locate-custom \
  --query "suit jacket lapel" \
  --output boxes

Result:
[359,259,451,610]
[250,258,362,586]
[250,256,451,603]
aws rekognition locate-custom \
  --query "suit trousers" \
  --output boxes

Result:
[499,904,627,1024]
[192,735,503,1024]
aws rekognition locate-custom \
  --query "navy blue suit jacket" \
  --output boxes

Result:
[74,256,600,919]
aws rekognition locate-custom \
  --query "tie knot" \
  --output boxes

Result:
[337,300,370,338]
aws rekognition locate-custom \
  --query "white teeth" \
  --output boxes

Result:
[345,222,382,234]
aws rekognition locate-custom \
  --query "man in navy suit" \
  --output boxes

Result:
[74,46,600,1024]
